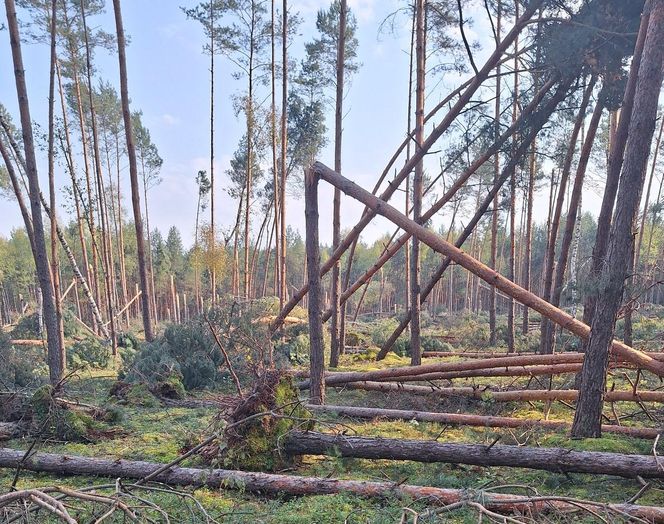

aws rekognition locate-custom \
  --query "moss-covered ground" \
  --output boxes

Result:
[1,349,663,524]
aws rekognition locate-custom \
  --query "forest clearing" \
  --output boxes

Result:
[2,0,664,522]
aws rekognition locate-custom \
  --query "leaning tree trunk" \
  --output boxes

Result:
[5,0,64,385]
[572,0,664,438]
[489,0,502,346]
[540,78,596,354]
[542,96,604,355]
[112,0,154,341]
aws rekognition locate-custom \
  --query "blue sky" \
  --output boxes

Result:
[0,0,606,246]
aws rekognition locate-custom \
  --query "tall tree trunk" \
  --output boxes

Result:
[5,0,63,384]
[270,0,280,302]
[572,0,664,438]
[46,0,66,369]
[112,0,154,341]
[244,6,257,300]
[279,0,288,307]
[329,0,348,368]
[210,1,216,304]
[410,0,425,365]
[489,0,502,346]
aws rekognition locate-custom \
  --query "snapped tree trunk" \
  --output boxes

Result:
[305,169,325,405]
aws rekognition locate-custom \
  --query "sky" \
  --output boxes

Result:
[0,0,609,248]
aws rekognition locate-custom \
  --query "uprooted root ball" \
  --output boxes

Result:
[204,370,312,471]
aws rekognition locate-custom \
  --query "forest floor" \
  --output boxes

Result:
[2,349,663,524]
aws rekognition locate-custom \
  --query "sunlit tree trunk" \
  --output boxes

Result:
[5,0,63,384]
[112,0,155,341]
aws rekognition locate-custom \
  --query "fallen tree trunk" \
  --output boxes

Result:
[313,162,664,377]
[284,431,664,478]
[9,339,44,346]
[0,448,661,521]
[342,381,664,403]
[306,404,661,439]
[374,363,583,382]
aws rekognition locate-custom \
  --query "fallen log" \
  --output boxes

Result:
[306,404,661,439]
[284,431,664,478]
[343,381,664,403]
[313,162,664,377]
[0,447,662,522]
[9,339,44,346]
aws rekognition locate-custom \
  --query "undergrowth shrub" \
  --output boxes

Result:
[31,385,117,441]
[67,337,111,369]
[10,310,82,340]
[0,332,46,387]
[122,300,285,391]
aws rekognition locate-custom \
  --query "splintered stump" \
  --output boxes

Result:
[0,447,663,521]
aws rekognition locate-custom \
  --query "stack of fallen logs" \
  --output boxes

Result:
[297,352,664,403]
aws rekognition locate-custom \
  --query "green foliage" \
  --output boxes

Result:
[124,302,278,391]
[10,312,42,339]
[275,333,310,364]
[10,310,81,340]
[67,337,111,370]
[540,0,644,107]
[110,381,161,408]
[422,337,454,353]
[368,318,400,347]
